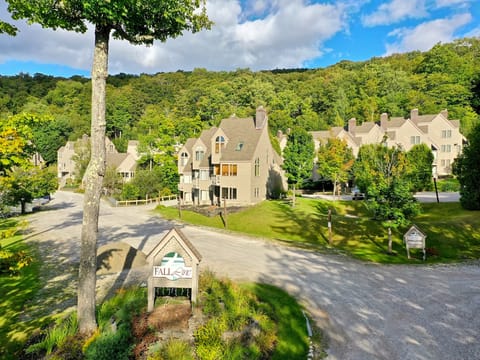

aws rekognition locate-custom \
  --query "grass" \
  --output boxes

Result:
[0,218,46,359]
[245,283,315,360]
[157,197,480,264]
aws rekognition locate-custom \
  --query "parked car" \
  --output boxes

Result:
[352,188,365,200]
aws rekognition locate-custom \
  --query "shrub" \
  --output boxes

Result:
[436,178,460,192]
[0,248,32,275]
[84,325,133,360]
[147,338,193,360]
[26,312,78,356]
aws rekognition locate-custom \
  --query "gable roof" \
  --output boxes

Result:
[217,116,264,161]
[355,121,379,133]
[106,153,129,169]
[146,227,202,263]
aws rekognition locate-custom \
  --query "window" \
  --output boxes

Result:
[441,145,452,153]
[214,164,220,175]
[254,187,260,198]
[215,136,225,153]
[410,136,420,145]
[183,175,192,184]
[222,187,237,199]
[199,169,209,180]
[254,158,260,177]
[180,152,188,166]
[195,147,204,161]
[221,164,237,176]
[442,129,452,138]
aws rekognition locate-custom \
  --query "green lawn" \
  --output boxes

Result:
[0,219,47,359]
[157,198,480,264]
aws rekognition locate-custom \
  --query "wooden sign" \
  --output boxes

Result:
[403,225,426,260]
[146,227,202,312]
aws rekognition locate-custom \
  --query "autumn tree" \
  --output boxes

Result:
[0,113,44,174]
[5,0,211,334]
[316,137,354,198]
[282,128,315,206]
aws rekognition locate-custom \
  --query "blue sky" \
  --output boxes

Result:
[0,0,479,77]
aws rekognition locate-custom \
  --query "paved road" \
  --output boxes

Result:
[27,191,480,360]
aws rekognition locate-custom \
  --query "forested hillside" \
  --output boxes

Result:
[1,37,479,164]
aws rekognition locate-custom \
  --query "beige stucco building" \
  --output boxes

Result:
[309,109,465,177]
[57,135,139,186]
[177,107,286,206]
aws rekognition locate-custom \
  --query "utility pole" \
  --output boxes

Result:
[178,194,182,219]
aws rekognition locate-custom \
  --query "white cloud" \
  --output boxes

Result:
[384,13,472,55]
[0,0,347,74]
[464,26,480,38]
[362,0,428,27]
[435,0,472,8]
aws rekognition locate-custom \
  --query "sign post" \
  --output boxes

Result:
[403,225,427,261]
[328,208,332,245]
[146,227,202,312]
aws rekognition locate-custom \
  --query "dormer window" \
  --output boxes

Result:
[195,147,204,161]
[235,142,244,151]
[215,136,225,153]
[180,152,188,166]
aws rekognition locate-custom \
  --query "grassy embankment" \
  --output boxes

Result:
[24,272,324,359]
[157,198,480,264]
[0,218,47,359]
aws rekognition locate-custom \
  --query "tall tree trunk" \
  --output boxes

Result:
[77,25,110,334]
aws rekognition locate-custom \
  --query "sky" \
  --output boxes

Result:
[0,0,479,78]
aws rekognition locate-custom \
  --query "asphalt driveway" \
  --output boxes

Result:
[26,191,480,360]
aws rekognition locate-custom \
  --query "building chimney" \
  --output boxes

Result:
[380,113,388,129]
[410,109,419,123]
[255,106,267,129]
[441,109,448,119]
[348,118,356,135]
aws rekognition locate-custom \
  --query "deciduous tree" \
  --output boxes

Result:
[5,0,211,334]
[406,143,434,191]
[282,128,314,206]
[316,138,354,198]
[353,144,420,253]
[453,123,480,210]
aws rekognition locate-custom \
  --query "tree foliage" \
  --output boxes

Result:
[1,38,479,148]
[406,143,434,191]
[282,128,315,187]
[353,144,421,252]
[0,165,57,214]
[316,138,354,196]
[453,123,480,210]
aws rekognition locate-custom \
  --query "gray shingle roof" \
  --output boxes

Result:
[218,116,264,161]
